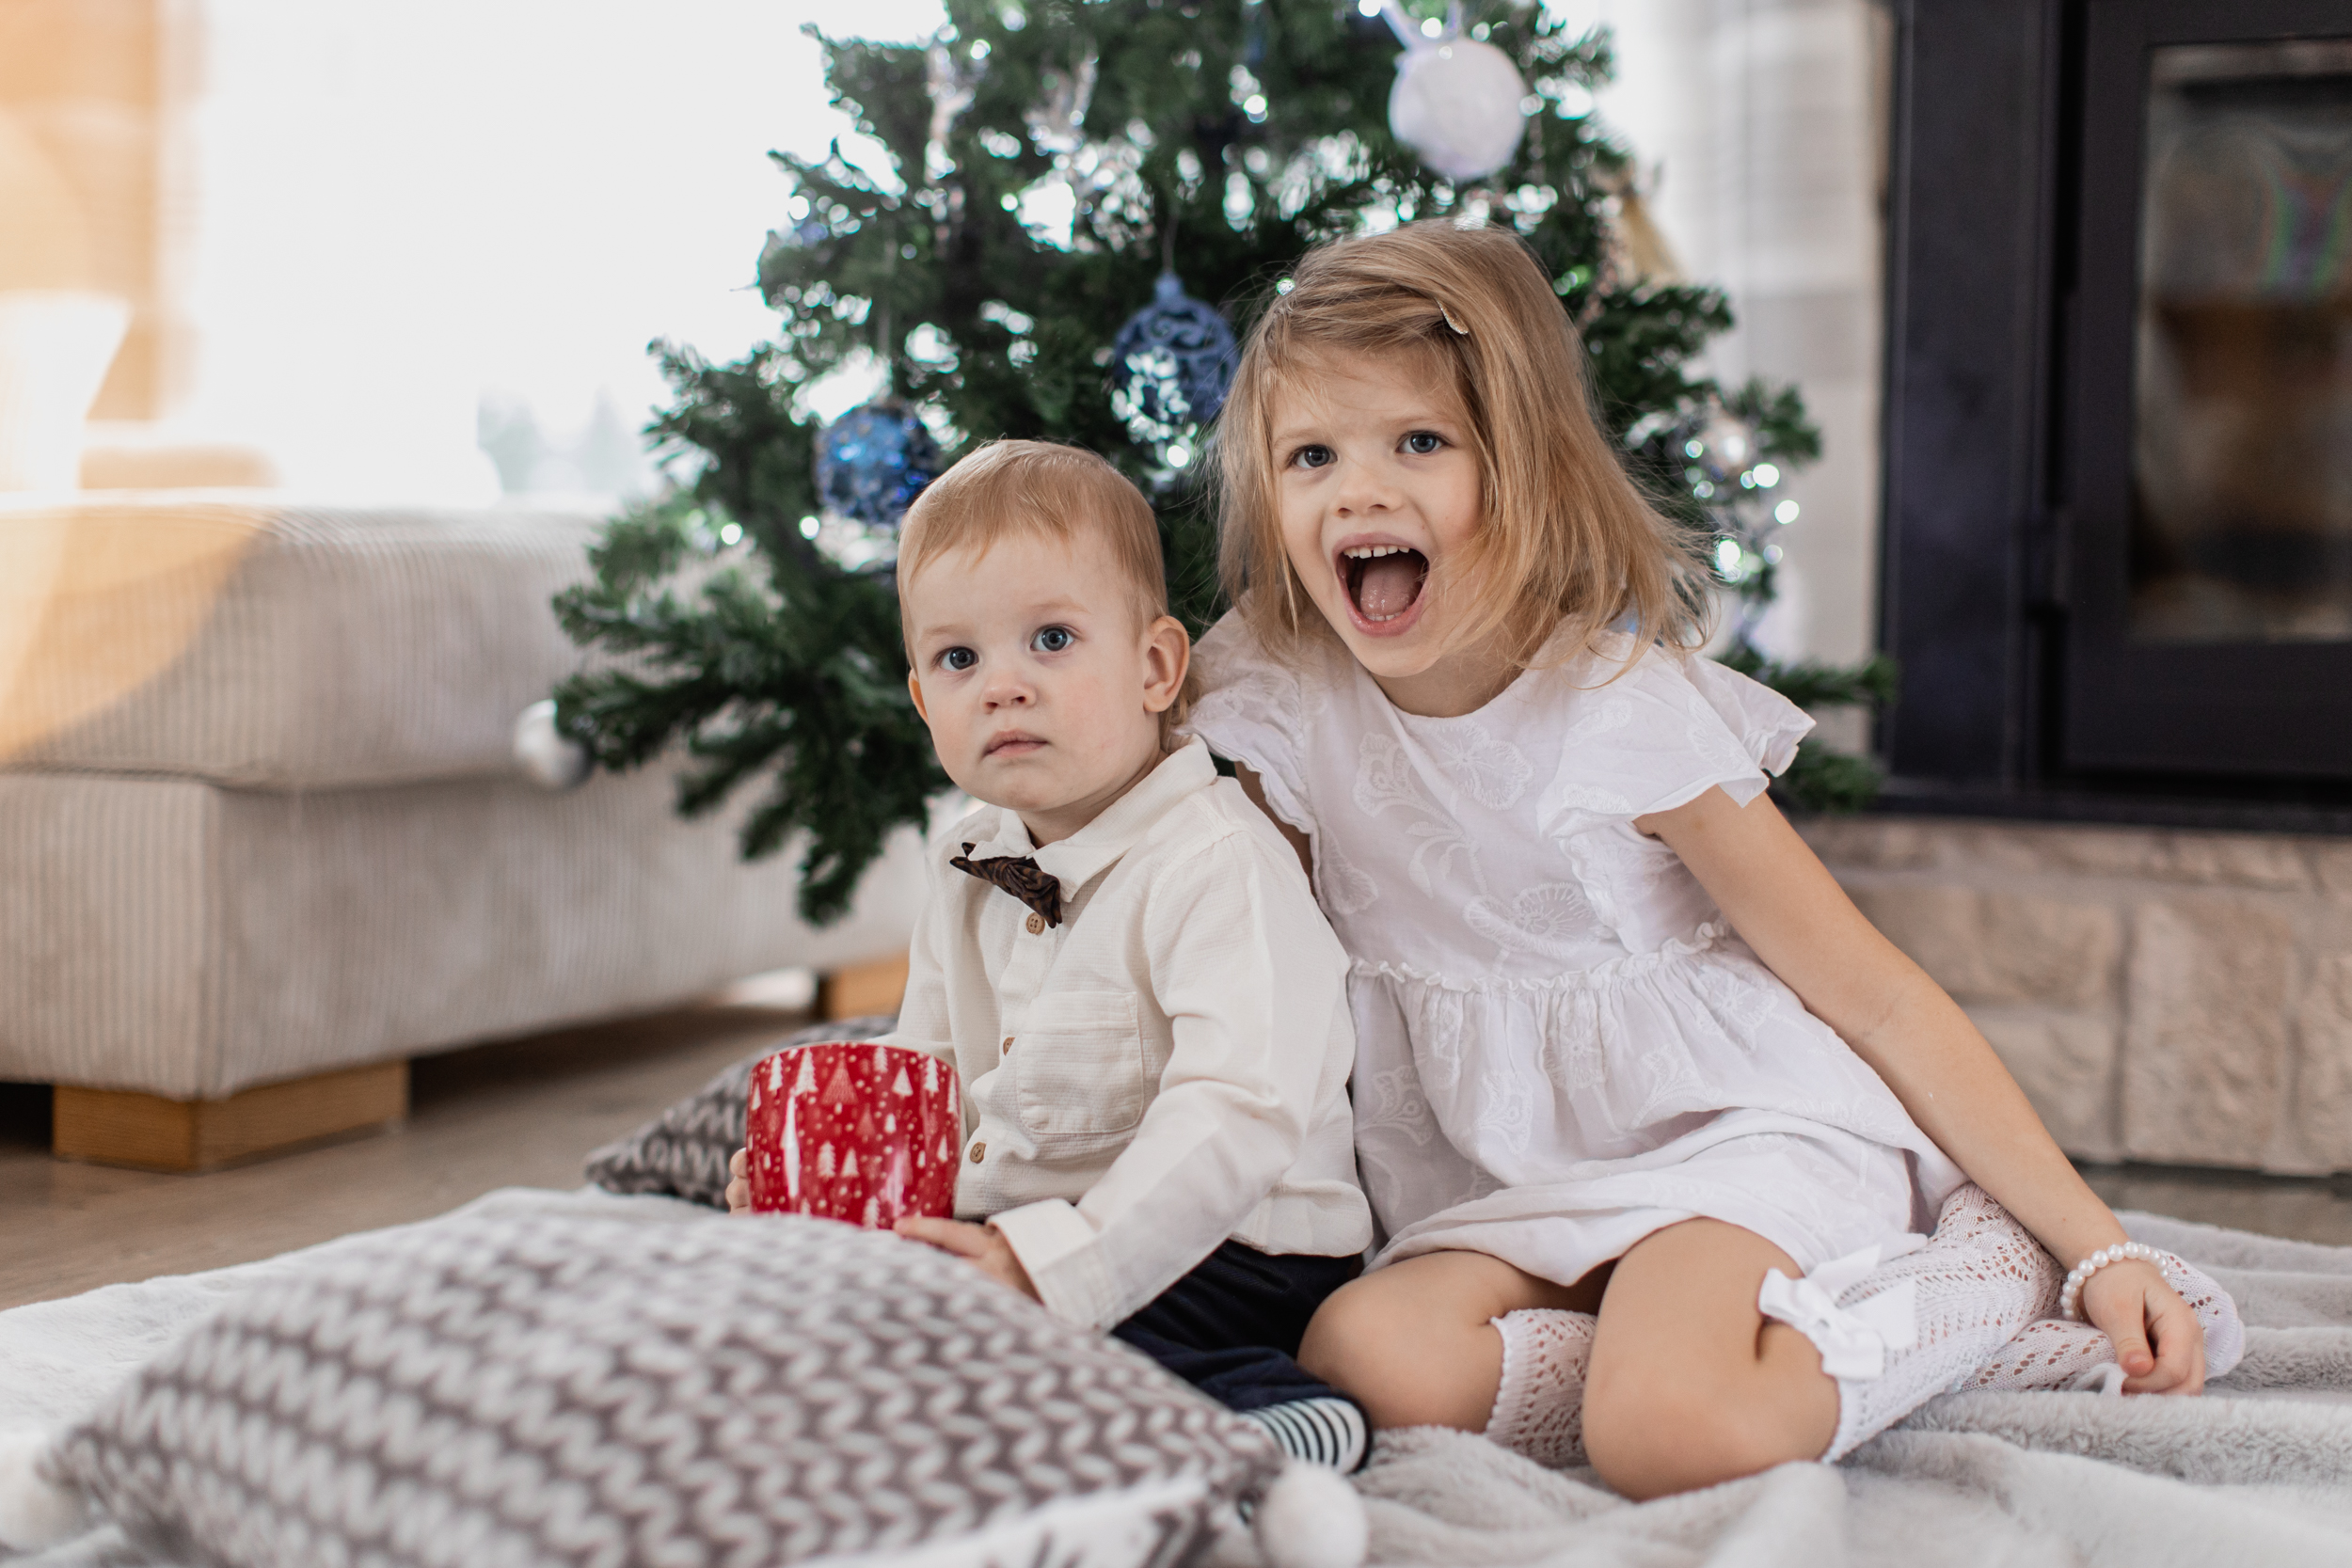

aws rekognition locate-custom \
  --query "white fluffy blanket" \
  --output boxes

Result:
[7,1188,2352,1567]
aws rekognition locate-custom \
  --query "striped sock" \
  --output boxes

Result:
[1241,1397,1369,1472]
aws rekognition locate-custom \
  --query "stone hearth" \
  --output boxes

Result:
[1802,816,2352,1176]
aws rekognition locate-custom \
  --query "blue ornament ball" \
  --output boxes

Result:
[811,402,940,572]
[1109,273,1237,438]
[816,402,939,526]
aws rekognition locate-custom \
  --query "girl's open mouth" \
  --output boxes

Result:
[1341,544,1429,628]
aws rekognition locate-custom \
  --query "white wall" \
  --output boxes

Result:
[1556,0,1889,673]
[176,0,943,503]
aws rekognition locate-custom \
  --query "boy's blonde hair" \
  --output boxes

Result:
[897,438,1199,734]
[1216,220,1709,671]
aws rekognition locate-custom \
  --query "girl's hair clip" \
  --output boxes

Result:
[1439,303,1470,336]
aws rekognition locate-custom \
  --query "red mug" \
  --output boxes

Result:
[744,1039,961,1227]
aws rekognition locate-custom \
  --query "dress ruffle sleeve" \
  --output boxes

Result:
[1534,641,1813,841]
[1184,610,1318,838]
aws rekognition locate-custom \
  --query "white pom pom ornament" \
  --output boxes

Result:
[0,1430,87,1553]
[1251,1461,1369,1568]
[1378,5,1529,182]
[513,698,592,790]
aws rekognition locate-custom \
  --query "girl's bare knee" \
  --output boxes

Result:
[1299,1276,1502,1433]
[1300,1285,1429,1419]
[1295,1278,1375,1384]
[1584,1361,1825,1500]
[1298,1277,1415,1392]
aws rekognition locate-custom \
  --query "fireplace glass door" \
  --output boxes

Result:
[2066,1,2352,780]
[2132,43,2352,644]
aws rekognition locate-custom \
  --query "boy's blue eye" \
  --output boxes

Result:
[1404,431,1444,455]
[1032,626,1074,654]
[939,646,977,672]
[1293,444,1335,469]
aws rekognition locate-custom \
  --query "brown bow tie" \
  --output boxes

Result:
[949,844,1062,928]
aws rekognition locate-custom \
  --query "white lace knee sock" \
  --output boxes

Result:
[1966,1252,2245,1393]
[1482,1308,1597,1468]
[1762,1184,2062,1462]
[1967,1319,2136,1393]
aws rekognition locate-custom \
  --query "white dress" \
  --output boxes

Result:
[1185,612,1966,1288]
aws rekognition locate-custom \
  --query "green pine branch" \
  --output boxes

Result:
[1715,645,1899,812]
[1779,739,1888,815]
[552,487,947,925]
[1718,644,1897,711]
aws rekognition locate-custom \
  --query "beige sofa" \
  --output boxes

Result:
[0,493,925,1166]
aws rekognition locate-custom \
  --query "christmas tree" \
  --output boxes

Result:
[551,0,1889,925]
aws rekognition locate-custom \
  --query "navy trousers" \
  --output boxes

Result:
[1110,1241,1361,1413]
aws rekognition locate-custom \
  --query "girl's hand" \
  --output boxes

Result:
[725,1148,751,1214]
[894,1216,1041,1301]
[2081,1259,2205,1394]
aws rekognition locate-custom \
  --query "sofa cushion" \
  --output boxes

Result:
[584,1014,899,1207]
[44,1203,1281,1567]
[2,497,601,787]
[0,768,927,1100]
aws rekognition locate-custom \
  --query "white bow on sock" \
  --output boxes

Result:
[1756,1234,1926,1380]
[1785,1185,2246,1460]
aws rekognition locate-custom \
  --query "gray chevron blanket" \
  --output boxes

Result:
[4,1188,2350,1567]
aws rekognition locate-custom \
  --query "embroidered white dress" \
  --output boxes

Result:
[1185,612,1967,1288]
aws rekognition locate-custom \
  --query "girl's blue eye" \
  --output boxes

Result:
[1032,626,1074,654]
[1292,444,1335,469]
[939,646,977,672]
[1404,431,1444,455]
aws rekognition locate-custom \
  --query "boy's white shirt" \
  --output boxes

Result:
[881,736,1373,1330]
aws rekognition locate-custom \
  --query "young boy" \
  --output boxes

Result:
[726,439,1374,1467]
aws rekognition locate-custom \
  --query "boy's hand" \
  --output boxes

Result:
[894,1216,1041,1302]
[725,1148,751,1214]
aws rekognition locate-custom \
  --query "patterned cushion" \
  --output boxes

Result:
[46,1204,1282,1567]
[583,1015,898,1207]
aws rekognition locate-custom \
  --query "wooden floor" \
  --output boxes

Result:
[0,998,814,1311]
[7,1002,2352,1312]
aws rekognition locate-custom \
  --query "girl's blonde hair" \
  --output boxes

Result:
[898,438,1200,736]
[1215,220,1709,671]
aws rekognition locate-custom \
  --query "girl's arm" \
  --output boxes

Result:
[1638,784,2205,1394]
[1236,764,1315,879]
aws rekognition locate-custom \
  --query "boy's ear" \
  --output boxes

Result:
[907,669,930,722]
[1139,614,1190,715]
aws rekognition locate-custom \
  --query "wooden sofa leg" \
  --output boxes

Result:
[818,951,911,1022]
[53,1060,409,1172]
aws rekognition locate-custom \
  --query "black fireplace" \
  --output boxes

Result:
[1882,0,2352,829]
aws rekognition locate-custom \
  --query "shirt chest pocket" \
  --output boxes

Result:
[1014,990,1151,1143]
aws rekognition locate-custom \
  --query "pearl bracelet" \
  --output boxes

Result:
[2059,1241,2168,1321]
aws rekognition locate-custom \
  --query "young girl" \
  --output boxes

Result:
[1185,221,2241,1500]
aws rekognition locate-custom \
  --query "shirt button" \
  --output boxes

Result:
[968,1142,986,1164]
[1025,911,1045,935]
[1001,1036,1013,1054]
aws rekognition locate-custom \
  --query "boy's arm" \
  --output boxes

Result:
[1235,764,1313,879]
[986,836,1354,1329]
